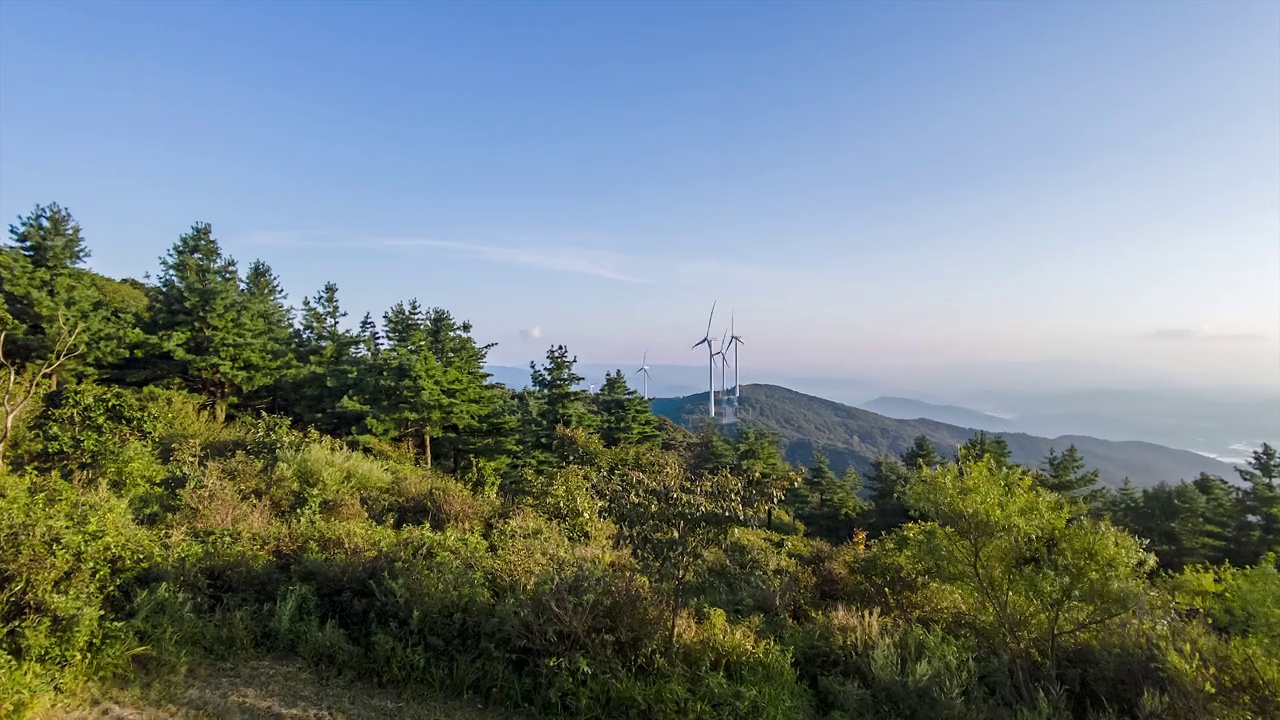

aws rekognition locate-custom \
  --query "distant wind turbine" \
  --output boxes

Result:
[725,313,744,403]
[632,350,652,399]
[715,328,729,401]
[691,302,718,418]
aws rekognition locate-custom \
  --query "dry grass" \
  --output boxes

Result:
[38,659,515,720]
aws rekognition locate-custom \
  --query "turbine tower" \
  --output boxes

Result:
[725,313,744,403]
[691,302,717,418]
[716,328,729,401]
[632,350,652,399]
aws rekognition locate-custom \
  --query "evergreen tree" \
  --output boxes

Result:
[356,312,380,356]
[792,451,869,544]
[528,345,595,443]
[1039,445,1101,496]
[2,204,142,380]
[6,202,88,270]
[865,454,910,535]
[349,301,510,471]
[239,260,295,412]
[1192,472,1245,566]
[902,434,942,470]
[1109,478,1142,527]
[732,427,797,530]
[1238,443,1280,560]
[959,431,1012,467]
[292,282,362,434]
[358,301,446,464]
[152,223,270,419]
[595,370,660,448]
[688,422,735,475]
[420,306,508,473]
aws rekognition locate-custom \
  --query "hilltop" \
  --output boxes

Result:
[652,384,1236,487]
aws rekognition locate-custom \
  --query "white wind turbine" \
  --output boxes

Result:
[691,302,718,418]
[725,313,744,404]
[715,328,729,402]
[633,350,652,399]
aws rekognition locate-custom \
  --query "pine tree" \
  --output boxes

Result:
[1192,472,1243,566]
[959,431,1012,467]
[2,204,141,380]
[902,435,942,470]
[595,370,660,448]
[359,301,447,464]
[421,306,508,473]
[1111,478,1142,527]
[1039,445,1101,496]
[1237,443,1280,561]
[239,260,295,412]
[6,202,89,269]
[865,454,910,535]
[732,427,797,530]
[152,223,268,419]
[528,345,595,444]
[292,282,362,434]
[356,312,380,357]
[688,422,735,475]
[791,451,867,544]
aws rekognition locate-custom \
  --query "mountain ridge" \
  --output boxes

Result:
[652,384,1237,488]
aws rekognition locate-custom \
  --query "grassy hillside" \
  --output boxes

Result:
[653,384,1235,486]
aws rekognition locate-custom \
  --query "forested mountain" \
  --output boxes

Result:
[653,384,1234,487]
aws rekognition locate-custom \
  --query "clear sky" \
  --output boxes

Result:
[2,1,1277,390]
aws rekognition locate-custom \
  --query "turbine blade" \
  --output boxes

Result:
[705,301,716,337]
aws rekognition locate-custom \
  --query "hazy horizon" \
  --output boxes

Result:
[3,1,1277,391]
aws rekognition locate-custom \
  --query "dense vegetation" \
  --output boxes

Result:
[652,384,1236,487]
[2,204,1278,719]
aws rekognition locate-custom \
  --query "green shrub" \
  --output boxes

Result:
[0,472,157,714]
[692,528,817,621]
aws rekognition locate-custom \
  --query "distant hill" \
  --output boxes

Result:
[652,384,1237,488]
[860,396,1012,431]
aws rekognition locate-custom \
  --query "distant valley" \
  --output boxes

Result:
[651,384,1241,488]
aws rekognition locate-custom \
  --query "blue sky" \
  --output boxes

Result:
[2,1,1277,388]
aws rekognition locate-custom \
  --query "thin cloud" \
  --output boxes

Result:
[241,231,789,286]
[383,238,649,283]
[1140,328,1263,342]
[519,325,543,340]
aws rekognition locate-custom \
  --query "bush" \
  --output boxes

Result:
[0,472,157,714]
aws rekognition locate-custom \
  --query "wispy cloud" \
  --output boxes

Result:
[1140,327,1264,342]
[519,325,543,340]
[382,238,649,283]
[240,231,799,287]
[242,231,650,283]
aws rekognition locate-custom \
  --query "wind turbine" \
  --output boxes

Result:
[725,313,744,403]
[691,302,717,418]
[632,350,652,399]
[715,328,729,401]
